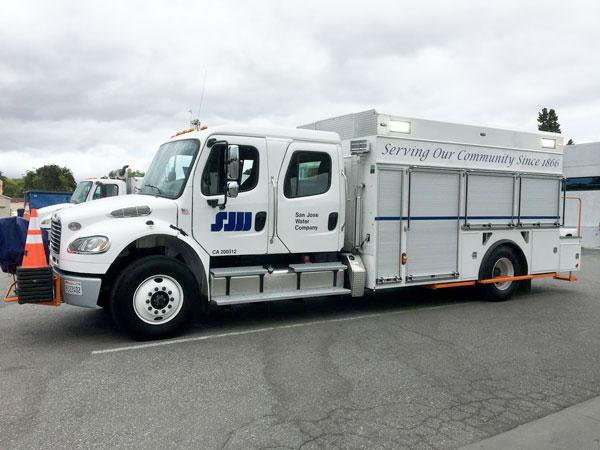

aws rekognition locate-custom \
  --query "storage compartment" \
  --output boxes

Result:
[263,271,296,292]
[559,239,581,272]
[406,170,460,281]
[375,168,402,281]
[531,230,560,273]
[230,275,260,295]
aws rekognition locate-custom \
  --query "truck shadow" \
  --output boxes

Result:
[41,283,565,344]
[193,286,486,334]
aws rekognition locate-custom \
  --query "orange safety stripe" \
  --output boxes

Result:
[426,272,577,290]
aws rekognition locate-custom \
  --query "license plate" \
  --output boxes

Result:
[64,280,82,296]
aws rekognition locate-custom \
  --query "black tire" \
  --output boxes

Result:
[109,256,201,340]
[479,245,524,302]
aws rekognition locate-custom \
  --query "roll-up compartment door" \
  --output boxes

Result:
[376,169,402,280]
[466,173,514,225]
[519,176,561,225]
[407,170,460,280]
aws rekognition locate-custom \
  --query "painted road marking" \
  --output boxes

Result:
[92,302,466,355]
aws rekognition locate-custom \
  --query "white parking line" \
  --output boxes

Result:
[91,303,465,355]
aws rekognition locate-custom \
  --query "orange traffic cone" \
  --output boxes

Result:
[21,208,47,268]
[15,208,57,305]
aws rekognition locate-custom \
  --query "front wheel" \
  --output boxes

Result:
[109,256,200,340]
[479,245,524,302]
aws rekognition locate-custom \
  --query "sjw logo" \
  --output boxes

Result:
[211,211,252,232]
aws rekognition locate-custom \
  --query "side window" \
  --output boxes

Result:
[92,183,119,200]
[201,145,259,195]
[104,184,119,197]
[565,176,600,191]
[284,151,332,198]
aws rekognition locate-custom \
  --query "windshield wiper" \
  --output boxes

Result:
[143,184,162,195]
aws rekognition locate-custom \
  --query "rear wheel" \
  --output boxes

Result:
[479,245,524,302]
[109,256,200,340]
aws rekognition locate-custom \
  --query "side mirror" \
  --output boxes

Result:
[207,142,241,208]
[226,145,240,181]
[227,181,239,198]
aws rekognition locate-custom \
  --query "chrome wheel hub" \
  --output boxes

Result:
[133,275,183,325]
[492,257,515,291]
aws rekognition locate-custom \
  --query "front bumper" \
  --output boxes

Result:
[53,268,102,308]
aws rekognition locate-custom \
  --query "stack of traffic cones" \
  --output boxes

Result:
[16,209,55,304]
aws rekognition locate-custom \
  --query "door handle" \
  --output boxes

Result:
[270,176,277,244]
[328,212,338,231]
[255,211,267,232]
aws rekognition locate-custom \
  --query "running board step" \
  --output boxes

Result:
[213,287,351,306]
[210,266,268,277]
[289,262,347,272]
[210,262,347,302]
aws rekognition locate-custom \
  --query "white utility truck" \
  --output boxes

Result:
[38,166,143,229]
[21,110,579,339]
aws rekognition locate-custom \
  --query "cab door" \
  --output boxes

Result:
[274,142,342,253]
[192,135,269,256]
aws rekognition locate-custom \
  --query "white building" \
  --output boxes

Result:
[0,194,10,218]
[564,142,600,247]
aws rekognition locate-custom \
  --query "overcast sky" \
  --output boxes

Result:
[1,0,599,180]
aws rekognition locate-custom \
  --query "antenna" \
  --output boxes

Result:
[189,69,207,131]
[197,69,207,120]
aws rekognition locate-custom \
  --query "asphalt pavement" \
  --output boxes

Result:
[1,251,599,449]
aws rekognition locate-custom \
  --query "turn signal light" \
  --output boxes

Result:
[401,253,408,265]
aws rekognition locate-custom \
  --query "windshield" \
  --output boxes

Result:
[139,139,199,199]
[70,181,93,204]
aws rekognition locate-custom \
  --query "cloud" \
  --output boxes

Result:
[1,0,599,178]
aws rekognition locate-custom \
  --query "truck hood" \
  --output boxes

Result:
[54,194,178,226]
[38,203,73,218]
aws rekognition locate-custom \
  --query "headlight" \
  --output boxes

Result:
[40,218,51,226]
[67,236,110,254]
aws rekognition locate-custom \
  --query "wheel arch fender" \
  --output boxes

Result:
[478,238,528,280]
[102,233,210,307]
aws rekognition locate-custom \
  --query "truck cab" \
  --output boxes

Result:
[49,126,347,338]
[39,169,142,229]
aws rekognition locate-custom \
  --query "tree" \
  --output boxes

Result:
[127,168,145,177]
[2,178,25,198]
[567,139,574,145]
[537,108,561,133]
[22,164,77,192]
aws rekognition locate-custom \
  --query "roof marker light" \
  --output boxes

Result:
[541,138,556,149]
[389,119,411,134]
[171,128,195,138]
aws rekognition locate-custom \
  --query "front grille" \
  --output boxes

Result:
[50,218,62,255]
